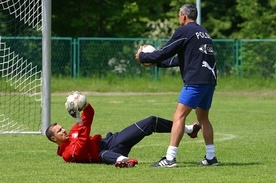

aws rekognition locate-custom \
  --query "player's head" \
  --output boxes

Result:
[46,123,69,144]
[179,4,197,25]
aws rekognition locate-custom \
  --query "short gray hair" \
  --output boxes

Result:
[180,4,198,20]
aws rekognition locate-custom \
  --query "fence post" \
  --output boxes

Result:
[239,40,243,77]
[72,38,77,79]
[235,40,239,77]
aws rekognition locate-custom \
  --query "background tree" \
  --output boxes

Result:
[232,0,276,39]
[52,0,171,37]
[200,0,237,38]
[51,0,276,39]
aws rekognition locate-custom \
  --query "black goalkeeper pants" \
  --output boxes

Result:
[99,116,172,164]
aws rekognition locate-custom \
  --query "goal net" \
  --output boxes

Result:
[0,0,43,134]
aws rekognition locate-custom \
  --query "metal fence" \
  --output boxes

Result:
[3,37,276,79]
[239,39,276,78]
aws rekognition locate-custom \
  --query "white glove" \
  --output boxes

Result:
[65,91,87,123]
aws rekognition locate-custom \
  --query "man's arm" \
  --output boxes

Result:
[79,103,94,127]
[62,103,95,162]
[157,56,179,68]
[137,27,184,65]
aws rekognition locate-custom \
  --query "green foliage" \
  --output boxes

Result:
[205,17,232,38]
[50,37,276,79]
[3,0,275,39]
[212,40,236,76]
[144,19,176,39]
[52,0,171,37]
[0,12,9,35]
[51,38,73,77]
[233,0,276,39]
[201,0,237,39]
[78,39,156,77]
[239,40,276,79]
[51,0,276,39]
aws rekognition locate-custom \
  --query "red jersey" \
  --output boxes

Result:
[57,103,102,163]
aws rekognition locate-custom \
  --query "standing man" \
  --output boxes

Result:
[135,4,219,167]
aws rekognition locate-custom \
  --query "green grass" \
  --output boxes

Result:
[1,77,276,182]
[51,75,276,93]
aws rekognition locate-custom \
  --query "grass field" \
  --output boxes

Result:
[1,77,276,182]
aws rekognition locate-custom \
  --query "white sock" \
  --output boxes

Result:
[166,146,178,161]
[116,155,128,162]
[206,144,215,160]
[184,125,193,133]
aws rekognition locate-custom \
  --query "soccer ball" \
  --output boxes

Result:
[65,91,87,112]
[141,45,156,67]
[65,91,87,123]
[142,45,156,53]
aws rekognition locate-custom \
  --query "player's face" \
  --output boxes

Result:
[178,10,186,26]
[51,124,69,143]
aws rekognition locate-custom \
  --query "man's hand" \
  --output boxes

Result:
[65,91,87,123]
[135,46,143,63]
[135,45,157,67]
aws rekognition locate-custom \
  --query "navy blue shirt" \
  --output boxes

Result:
[139,22,217,85]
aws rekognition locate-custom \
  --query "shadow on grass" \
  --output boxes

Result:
[103,161,263,168]
[216,162,262,166]
[179,161,262,167]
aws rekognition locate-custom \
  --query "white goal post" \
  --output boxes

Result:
[0,0,51,134]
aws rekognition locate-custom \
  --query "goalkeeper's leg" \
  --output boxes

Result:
[99,116,171,163]
[109,116,173,152]
[99,116,200,165]
[101,116,200,161]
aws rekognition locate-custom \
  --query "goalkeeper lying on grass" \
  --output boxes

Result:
[46,91,201,168]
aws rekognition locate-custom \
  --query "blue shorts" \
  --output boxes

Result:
[178,85,215,110]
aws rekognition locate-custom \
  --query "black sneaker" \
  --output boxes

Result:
[197,156,219,166]
[150,156,178,168]
[187,122,201,138]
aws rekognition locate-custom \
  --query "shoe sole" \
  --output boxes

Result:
[115,159,138,168]
[151,163,178,168]
[164,164,178,168]
[115,162,138,168]
[188,122,201,138]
